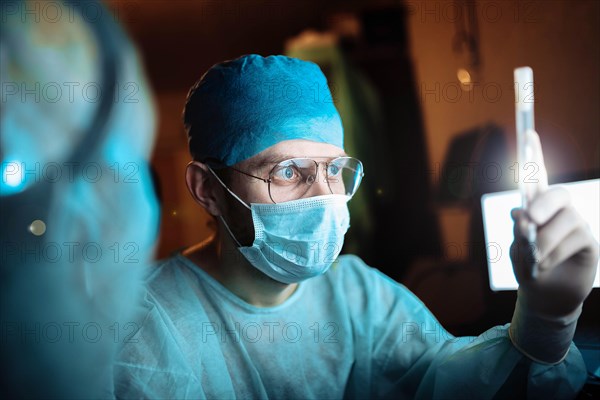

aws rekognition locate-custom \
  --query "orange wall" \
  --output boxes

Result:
[407,0,599,251]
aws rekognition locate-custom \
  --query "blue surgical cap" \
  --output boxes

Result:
[183,54,344,166]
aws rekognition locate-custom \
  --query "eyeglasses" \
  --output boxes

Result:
[228,156,364,203]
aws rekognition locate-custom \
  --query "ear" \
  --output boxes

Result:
[185,161,223,217]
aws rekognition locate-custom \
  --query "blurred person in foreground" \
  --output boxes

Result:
[113,54,598,399]
[0,0,159,397]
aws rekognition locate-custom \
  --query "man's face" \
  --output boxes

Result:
[218,139,346,245]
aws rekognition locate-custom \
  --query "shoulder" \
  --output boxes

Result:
[113,255,204,393]
[144,253,191,285]
[115,254,202,353]
[115,255,191,345]
[142,253,203,300]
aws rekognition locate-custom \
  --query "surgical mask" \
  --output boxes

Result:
[210,169,351,284]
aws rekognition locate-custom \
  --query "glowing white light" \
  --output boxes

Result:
[2,161,23,188]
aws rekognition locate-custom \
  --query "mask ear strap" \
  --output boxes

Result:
[218,215,243,248]
[207,167,249,248]
[207,167,251,210]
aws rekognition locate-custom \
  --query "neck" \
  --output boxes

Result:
[183,229,298,308]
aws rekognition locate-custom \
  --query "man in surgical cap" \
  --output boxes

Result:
[113,54,598,399]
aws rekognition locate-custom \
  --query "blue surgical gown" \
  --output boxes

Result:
[112,253,587,399]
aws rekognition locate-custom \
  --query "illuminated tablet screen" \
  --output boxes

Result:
[481,179,600,291]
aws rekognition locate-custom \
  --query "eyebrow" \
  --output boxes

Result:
[257,152,349,165]
[258,153,296,165]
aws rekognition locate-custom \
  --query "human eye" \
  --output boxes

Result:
[271,163,302,184]
[328,157,351,179]
[327,163,341,177]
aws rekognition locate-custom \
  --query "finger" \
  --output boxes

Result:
[510,239,539,281]
[539,226,595,272]
[512,211,529,242]
[512,208,523,234]
[536,206,581,267]
[511,208,521,221]
[528,187,571,226]
[512,212,539,249]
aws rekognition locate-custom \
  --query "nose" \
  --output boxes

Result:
[304,162,332,198]
[306,179,331,198]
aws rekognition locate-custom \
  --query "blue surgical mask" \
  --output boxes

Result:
[210,169,351,284]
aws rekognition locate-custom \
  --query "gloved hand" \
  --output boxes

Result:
[509,130,599,364]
